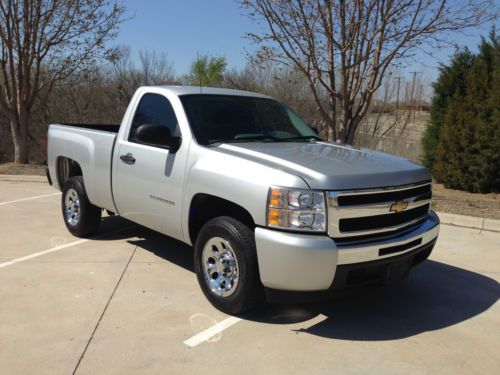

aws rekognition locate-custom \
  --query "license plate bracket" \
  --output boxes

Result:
[384,258,412,284]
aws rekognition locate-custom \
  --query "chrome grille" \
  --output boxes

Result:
[328,182,432,238]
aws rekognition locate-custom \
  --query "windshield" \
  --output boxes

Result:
[179,94,321,145]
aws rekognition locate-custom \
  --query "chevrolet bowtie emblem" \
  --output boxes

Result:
[390,200,409,213]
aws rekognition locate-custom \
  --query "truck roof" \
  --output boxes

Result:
[149,85,273,99]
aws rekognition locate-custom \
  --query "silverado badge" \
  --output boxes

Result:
[390,200,409,213]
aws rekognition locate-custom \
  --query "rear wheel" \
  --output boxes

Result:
[61,176,101,237]
[194,216,263,314]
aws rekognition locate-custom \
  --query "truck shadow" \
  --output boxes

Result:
[125,225,195,273]
[123,224,499,342]
[91,216,143,241]
[248,261,500,341]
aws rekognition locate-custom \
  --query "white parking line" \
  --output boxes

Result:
[299,314,328,329]
[0,192,61,206]
[0,238,89,269]
[0,226,135,269]
[184,316,242,347]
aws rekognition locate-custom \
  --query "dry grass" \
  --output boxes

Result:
[0,162,46,176]
[432,183,500,220]
[356,112,429,162]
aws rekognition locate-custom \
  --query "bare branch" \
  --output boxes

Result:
[0,0,126,163]
[242,0,496,143]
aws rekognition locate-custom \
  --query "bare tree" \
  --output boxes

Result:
[242,0,496,144]
[138,50,176,86]
[11,48,178,164]
[0,0,125,163]
[109,47,177,106]
[356,71,431,161]
[224,61,327,132]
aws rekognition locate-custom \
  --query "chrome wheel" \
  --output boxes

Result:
[64,188,80,226]
[202,237,239,297]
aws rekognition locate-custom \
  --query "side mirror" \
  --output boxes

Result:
[135,124,182,153]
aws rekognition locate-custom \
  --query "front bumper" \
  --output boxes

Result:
[254,211,439,292]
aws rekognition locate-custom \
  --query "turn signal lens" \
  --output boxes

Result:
[269,188,285,208]
[268,208,280,226]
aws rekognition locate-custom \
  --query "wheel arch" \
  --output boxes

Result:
[188,193,255,245]
[56,156,83,190]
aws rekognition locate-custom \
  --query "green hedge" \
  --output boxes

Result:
[422,30,499,193]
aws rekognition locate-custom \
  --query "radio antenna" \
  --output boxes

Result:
[197,52,203,94]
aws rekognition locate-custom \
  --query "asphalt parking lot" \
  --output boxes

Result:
[0,179,499,375]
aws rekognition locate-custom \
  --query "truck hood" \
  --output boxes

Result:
[214,142,430,190]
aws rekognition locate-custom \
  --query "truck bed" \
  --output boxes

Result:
[47,123,119,213]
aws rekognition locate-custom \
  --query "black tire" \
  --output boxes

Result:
[194,216,263,314]
[61,176,101,237]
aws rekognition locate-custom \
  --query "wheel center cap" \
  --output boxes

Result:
[219,253,236,275]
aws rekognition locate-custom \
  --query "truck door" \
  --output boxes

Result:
[113,93,185,240]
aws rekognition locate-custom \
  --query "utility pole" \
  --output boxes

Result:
[409,71,421,123]
[417,83,423,113]
[395,76,402,120]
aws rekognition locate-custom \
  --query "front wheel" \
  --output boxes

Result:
[61,176,101,237]
[194,216,263,314]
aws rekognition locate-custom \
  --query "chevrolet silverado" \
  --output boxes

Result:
[47,86,440,314]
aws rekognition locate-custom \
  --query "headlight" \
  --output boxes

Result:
[267,186,326,232]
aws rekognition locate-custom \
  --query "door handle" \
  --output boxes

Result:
[120,153,136,165]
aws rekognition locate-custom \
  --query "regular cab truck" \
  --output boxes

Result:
[47,86,440,314]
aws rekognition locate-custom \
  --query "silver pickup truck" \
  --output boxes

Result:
[47,86,440,314]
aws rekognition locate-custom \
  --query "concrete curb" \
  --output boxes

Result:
[0,174,47,182]
[436,211,500,233]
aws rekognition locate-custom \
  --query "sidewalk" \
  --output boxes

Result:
[0,174,47,182]
[437,212,500,233]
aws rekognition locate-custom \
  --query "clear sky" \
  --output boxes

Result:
[114,0,259,75]
[113,0,498,81]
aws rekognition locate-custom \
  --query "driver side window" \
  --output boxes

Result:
[129,93,179,143]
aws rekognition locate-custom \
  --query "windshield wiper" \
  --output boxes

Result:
[233,134,282,141]
[279,135,324,142]
[207,135,281,145]
[206,134,323,145]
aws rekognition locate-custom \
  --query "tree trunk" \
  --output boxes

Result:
[10,119,29,164]
[345,117,360,145]
[325,118,336,142]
